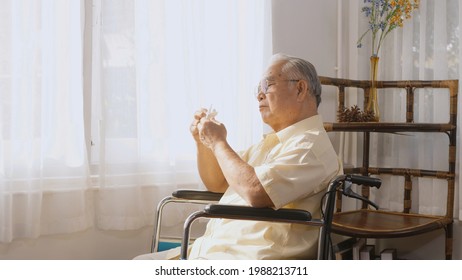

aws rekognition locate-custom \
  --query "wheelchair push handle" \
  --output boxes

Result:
[346,174,381,188]
[342,175,381,210]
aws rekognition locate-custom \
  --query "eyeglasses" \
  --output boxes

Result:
[255,79,300,98]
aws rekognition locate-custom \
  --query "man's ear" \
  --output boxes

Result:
[296,80,309,101]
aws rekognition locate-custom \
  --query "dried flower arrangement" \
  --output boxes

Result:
[340,0,420,122]
[357,0,420,57]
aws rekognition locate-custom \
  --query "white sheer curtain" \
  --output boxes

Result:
[0,0,271,242]
[91,0,271,232]
[0,0,92,242]
[342,0,460,219]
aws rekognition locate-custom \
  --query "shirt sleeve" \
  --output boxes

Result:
[254,135,340,210]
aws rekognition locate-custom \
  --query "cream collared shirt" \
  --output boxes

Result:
[188,115,342,260]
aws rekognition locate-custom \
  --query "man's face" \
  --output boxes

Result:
[257,61,300,132]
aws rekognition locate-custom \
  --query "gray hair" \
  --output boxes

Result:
[269,53,322,107]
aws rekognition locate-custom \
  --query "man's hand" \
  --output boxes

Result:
[190,108,207,144]
[197,116,227,150]
[190,107,227,149]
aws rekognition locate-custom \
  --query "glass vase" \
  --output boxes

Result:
[365,56,380,122]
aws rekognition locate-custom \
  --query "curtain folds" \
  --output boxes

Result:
[0,0,92,242]
[1,0,271,242]
[92,0,270,233]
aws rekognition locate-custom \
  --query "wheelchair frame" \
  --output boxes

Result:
[151,174,381,260]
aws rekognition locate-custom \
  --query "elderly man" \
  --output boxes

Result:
[135,53,341,260]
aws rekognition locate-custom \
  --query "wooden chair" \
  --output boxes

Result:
[319,76,458,259]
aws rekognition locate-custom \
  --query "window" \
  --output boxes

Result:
[0,0,271,241]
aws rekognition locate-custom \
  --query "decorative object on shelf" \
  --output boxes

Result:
[337,105,376,122]
[357,0,420,121]
[366,56,380,121]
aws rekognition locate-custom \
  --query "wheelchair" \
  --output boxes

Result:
[151,174,381,260]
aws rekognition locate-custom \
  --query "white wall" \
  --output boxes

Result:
[271,0,339,123]
[271,0,338,76]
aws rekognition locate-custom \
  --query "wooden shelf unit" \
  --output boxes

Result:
[319,76,458,259]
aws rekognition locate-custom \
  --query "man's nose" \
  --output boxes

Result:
[256,92,265,101]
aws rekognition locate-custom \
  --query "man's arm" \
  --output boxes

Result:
[196,141,228,193]
[190,109,228,193]
[197,116,274,208]
[211,140,274,208]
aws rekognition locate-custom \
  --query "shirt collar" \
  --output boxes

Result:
[264,115,323,144]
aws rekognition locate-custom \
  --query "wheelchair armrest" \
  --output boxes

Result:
[204,204,312,222]
[172,190,224,201]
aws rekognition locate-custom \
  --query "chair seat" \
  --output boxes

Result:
[332,209,452,238]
